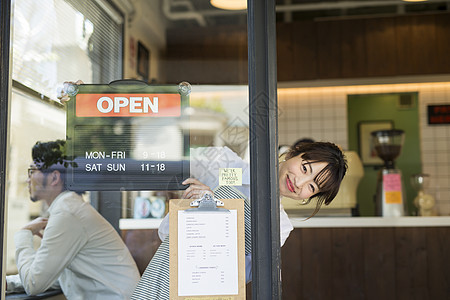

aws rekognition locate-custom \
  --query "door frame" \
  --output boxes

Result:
[0,0,12,296]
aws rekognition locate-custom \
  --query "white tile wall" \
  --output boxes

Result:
[278,81,450,216]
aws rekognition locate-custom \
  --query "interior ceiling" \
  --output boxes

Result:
[163,0,450,27]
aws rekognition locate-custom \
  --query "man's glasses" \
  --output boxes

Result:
[27,167,41,177]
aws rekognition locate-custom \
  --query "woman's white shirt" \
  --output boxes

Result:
[159,146,294,245]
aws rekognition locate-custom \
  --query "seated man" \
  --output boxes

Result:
[6,140,140,299]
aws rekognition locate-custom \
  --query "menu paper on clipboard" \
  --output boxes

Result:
[169,197,246,299]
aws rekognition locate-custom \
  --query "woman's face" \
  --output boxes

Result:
[279,154,328,200]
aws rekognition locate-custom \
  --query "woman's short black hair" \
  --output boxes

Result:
[285,141,347,216]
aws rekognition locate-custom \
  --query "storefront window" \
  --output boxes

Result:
[4,0,450,298]
[3,0,256,298]
[12,0,122,97]
[6,0,123,279]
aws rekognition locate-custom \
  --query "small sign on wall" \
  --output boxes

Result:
[428,104,450,125]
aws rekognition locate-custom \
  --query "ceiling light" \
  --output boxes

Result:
[210,0,247,10]
[402,0,428,2]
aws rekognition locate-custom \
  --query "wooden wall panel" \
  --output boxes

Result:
[365,17,397,77]
[164,28,198,84]
[330,228,365,299]
[395,15,415,75]
[396,14,438,76]
[363,228,396,300]
[290,21,317,81]
[434,13,450,74]
[164,25,247,84]
[237,28,248,84]
[340,19,367,78]
[395,227,429,300]
[206,29,244,83]
[317,20,342,79]
[300,229,333,300]
[121,229,161,275]
[122,227,450,299]
[246,282,252,299]
[163,13,450,84]
[427,227,450,298]
[280,229,303,298]
[410,14,438,75]
[279,227,450,300]
[277,22,295,81]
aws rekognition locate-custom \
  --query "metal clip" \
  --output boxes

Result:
[186,193,229,213]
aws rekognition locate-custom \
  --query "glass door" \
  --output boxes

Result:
[0,0,283,298]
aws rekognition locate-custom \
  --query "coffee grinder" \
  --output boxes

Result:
[371,129,406,216]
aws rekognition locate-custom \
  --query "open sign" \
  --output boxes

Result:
[65,81,190,191]
[76,94,182,117]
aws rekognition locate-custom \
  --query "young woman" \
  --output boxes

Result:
[279,141,348,216]
[131,142,347,299]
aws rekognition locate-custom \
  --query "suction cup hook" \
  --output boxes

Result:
[178,81,191,96]
[65,83,79,96]
[57,82,79,97]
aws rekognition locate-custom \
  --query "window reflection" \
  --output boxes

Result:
[6,0,251,297]
[7,0,123,275]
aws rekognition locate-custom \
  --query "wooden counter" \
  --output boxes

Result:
[120,217,450,299]
[288,216,450,228]
[120,216,450,230]
[279,225,450,300]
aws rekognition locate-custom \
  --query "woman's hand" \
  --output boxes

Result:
[181,178,213,199]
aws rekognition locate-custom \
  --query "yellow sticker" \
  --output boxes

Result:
[384,191,402,204]
[219,168,242,186]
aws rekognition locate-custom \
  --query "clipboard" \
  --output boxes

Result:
[169,194,246,299]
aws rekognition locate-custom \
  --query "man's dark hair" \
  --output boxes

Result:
[32,140,81,193]
[32,140,70,171]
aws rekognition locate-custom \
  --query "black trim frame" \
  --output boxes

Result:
[248,0,281,298]
[0,0,11,291]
